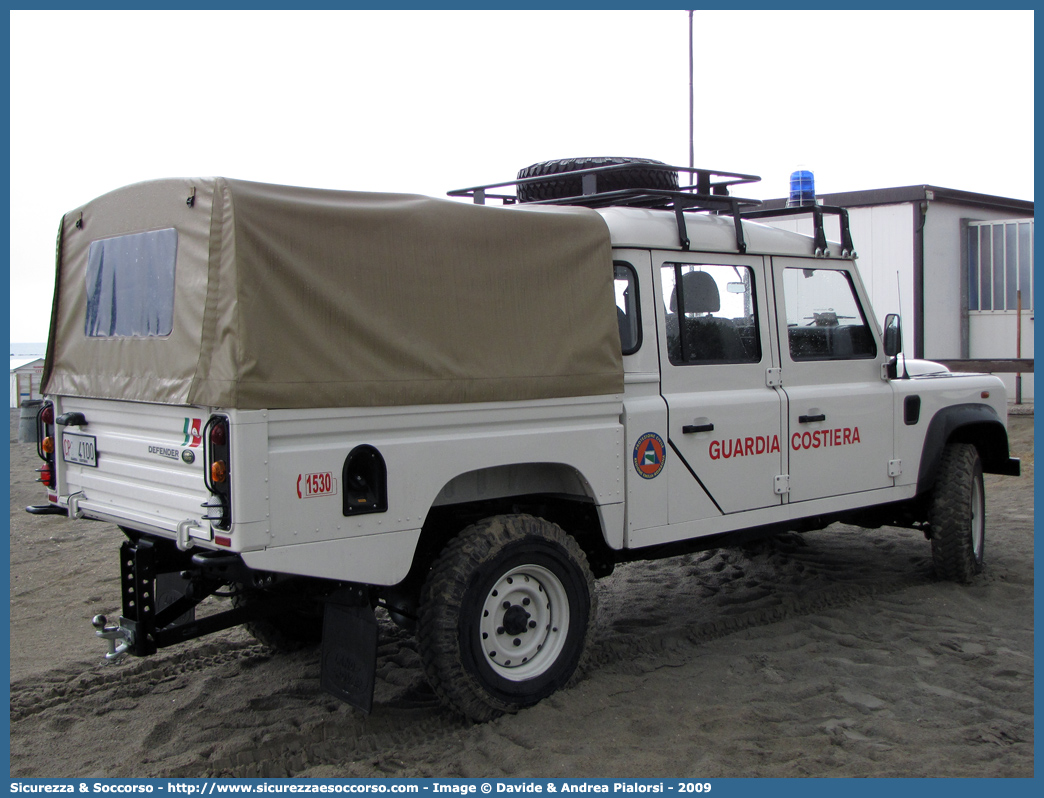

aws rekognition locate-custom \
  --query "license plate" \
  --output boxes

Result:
[62,432,97,467]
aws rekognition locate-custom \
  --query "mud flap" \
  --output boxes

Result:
[320,586,378,714]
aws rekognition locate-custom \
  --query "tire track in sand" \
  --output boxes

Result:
[11,528,948,777]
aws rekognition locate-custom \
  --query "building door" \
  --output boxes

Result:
[966,219,1034,401]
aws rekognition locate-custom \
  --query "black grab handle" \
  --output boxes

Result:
[682,423,715,434]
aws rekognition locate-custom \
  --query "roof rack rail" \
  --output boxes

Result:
[448,163,855,258]
[744,205,857,259]
[447,163,760,208]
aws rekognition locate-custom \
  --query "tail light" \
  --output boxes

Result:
[202,416,231,530]
[36,463,53,486]
[210,422,227,447]
[35,403,56,489]
[210,460,227,483]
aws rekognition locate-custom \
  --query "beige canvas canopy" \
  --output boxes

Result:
[43,177,623,409]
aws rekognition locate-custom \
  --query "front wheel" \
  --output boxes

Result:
[929,443,986,582]
[418,514,596,721]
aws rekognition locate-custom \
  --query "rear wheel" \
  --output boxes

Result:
[929,443,986,582]
[418,514,596,721]
[231,581,324,651]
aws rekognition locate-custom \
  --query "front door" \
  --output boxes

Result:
[772,259,895,502]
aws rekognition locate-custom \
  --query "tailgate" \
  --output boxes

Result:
[54,397,211,538]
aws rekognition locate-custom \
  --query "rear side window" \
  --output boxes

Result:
[85,228,178,338]
[614,262,641,354]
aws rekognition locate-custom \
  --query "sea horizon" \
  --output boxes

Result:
[10,342,48,358]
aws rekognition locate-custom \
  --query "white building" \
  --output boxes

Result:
[11,357,45,408]
[757,185,1033,401]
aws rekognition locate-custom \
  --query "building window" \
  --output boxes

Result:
[968,220,1033,311]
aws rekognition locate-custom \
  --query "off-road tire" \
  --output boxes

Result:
[231,583,324,651]
[418,514,596,722]
[516,157,678,203]
[929,443,986,583]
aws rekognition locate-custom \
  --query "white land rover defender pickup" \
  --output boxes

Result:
[28,157,1020,721]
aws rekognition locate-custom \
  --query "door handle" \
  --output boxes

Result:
[798,414,826,424]
[682,423,715,434]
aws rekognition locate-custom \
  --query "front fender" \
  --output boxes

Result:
[916,403,1018,494]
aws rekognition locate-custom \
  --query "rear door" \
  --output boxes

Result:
[54,396,210,536]
[656,253,785,524]
[772,260,895,502]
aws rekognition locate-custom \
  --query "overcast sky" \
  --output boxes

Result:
[8,9,1034,342]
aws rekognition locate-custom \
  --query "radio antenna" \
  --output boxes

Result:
[896,270,903,319]
[896,270,909,378]
[688,10,694,172]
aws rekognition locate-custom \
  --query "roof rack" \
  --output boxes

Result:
[744,204,857,259]
[448,162,856,258]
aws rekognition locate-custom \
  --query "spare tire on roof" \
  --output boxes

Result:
[516,157,679,203]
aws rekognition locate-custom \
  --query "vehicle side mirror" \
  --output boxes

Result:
[883,314,902,357]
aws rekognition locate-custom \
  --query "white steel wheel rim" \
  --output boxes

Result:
[478,563,570,682]
[971,476,985,560]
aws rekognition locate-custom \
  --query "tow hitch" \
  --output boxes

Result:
[92,614,131,661]
[91,535,283,661]
[91,533,380,715]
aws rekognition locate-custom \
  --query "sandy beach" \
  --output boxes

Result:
[9,409,1034,778]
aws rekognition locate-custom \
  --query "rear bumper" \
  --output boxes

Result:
[25,503,67,516]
